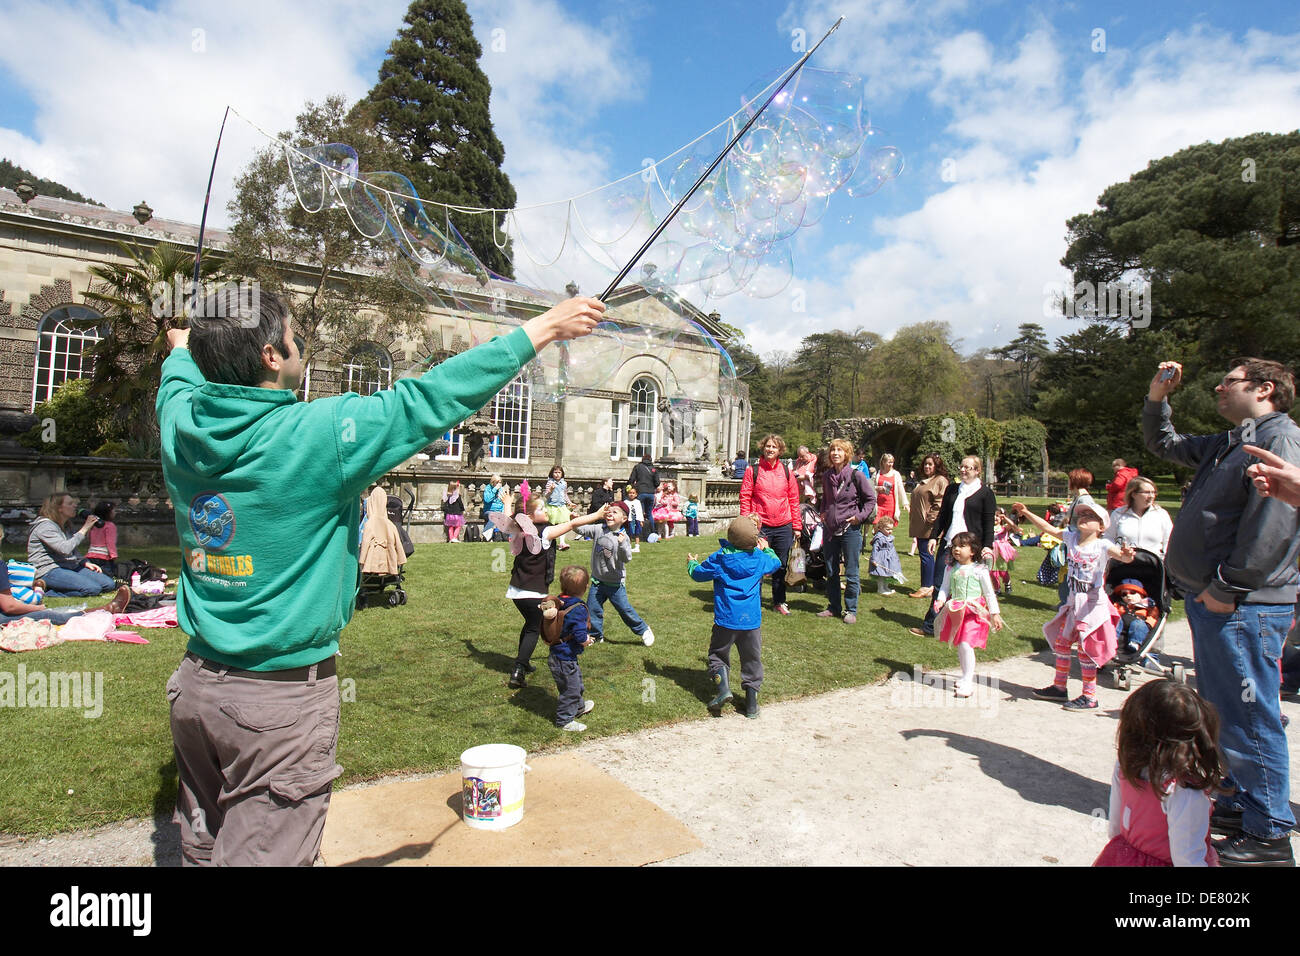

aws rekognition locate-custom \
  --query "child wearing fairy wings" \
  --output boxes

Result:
[490,492,606,690]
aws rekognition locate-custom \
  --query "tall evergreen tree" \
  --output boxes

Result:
[361,0,517,278]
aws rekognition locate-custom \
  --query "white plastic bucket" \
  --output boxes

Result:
[460,744,530,830]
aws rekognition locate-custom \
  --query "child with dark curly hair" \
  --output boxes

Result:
[1094,679,1224,866]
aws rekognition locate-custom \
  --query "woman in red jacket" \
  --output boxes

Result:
[739,434,803,615]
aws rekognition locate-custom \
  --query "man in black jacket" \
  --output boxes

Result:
[629,454,658,547]
[910,455,996,637]
[1144,358,1300,866]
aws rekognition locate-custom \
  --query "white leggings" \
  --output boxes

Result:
[957,642,976,687]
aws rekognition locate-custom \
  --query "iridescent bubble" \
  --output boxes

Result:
[523,319,628,403]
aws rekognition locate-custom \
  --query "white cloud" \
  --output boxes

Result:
[733,21,1300,359]
[0,0,409,227]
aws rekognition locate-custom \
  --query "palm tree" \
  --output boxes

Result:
[82,241,224,456]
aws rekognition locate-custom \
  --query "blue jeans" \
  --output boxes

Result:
[1121,618,1151,654]
[42,565,115,597]
[761,523,793,608]
[0,606,83,625]
[587,581,647,639]
[921,545,950,633]
[822,528,862,616]
[1184,598,1295,840]
[638,494,656,539]
[918,540,937,589]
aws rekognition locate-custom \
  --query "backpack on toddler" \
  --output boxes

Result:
[538,597,572,646]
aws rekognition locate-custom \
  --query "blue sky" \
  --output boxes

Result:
[1,0,1297,356]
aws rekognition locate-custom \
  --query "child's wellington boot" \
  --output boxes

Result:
[745,687,759,719]
[707,666,732,714]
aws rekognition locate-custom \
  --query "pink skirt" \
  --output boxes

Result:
[992,539,1018,563]
[444,514,465,529]
[652,507,683,522]
[935,597,991,649]
[1093,835,1170,867]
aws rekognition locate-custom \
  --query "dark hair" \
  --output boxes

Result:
[948,531,979,560]
[188,288,291,387]
[922,453,949,479]
[549,465,564,480]
[1068,468,1093,491]
[1228,356,1296,412]
[1117,679,1225,794]
[92,501,115,522]
[559,565,589,596]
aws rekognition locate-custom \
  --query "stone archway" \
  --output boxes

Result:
[822,417,925,471]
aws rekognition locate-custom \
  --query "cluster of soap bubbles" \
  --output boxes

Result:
[278,64,900,403]
[637,67,903,300]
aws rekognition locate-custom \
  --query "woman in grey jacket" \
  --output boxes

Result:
[26,493,117,597]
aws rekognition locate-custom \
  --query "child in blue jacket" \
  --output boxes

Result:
[687,515,781,719]
[542,565,596,731]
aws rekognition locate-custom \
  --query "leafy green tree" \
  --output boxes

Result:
[1060,130,1300,432]
[864,321,963,416]
[80,241,223,455]
[992,323,1050,412]
[226,96,426,361]
[361,0,517,277]
[20,379,121,456]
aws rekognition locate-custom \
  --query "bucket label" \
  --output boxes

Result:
[463,776,502,819]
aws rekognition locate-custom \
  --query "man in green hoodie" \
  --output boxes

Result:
[158,290,602,865]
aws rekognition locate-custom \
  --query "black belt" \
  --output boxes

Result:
[185,651,337,681]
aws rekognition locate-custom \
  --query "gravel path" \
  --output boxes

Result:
[3,619,1295,866]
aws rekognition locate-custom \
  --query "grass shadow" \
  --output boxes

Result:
[644,659,713,703]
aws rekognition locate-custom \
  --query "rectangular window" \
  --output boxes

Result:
[609,401,622,459]
[437,374,529,463]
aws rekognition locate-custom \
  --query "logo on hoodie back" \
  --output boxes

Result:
[190,493,236,550]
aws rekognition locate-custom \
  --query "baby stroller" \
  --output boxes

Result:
[357,486,410,609]
[794,501,827,592]
[1105,548,1184,690]
[387,490,415,559]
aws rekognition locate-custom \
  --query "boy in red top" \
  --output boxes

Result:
[1106,459,1139,512]
[739,433,802,615]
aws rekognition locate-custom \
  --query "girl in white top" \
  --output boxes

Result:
[932,531,1004,697]
[1104,476,1173,558]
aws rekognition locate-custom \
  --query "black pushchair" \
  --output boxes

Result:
[357,490,415,609]
[387,491,415,559]
[1105,548,1185,690]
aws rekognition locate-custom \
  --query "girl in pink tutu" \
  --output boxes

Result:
[932,531,1004,697]
[652,480,685,538]
[1015,499,1135,711]
[1095,679,1223,867]
[989,507,1020,595]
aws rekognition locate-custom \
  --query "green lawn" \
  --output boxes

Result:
[0,502,1181,836]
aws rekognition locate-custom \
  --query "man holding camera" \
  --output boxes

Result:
[1144,358,1300,866]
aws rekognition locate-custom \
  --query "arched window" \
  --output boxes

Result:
[341,344,393,396]
[32,305,103,409]
[627,376,658,460]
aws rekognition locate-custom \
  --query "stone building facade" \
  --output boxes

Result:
[0,187,750,540]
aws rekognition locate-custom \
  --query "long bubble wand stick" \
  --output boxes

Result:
[598,16,843,301]
[190,105,232,317]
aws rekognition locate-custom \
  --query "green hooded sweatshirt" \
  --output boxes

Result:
[157,326,535,670]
